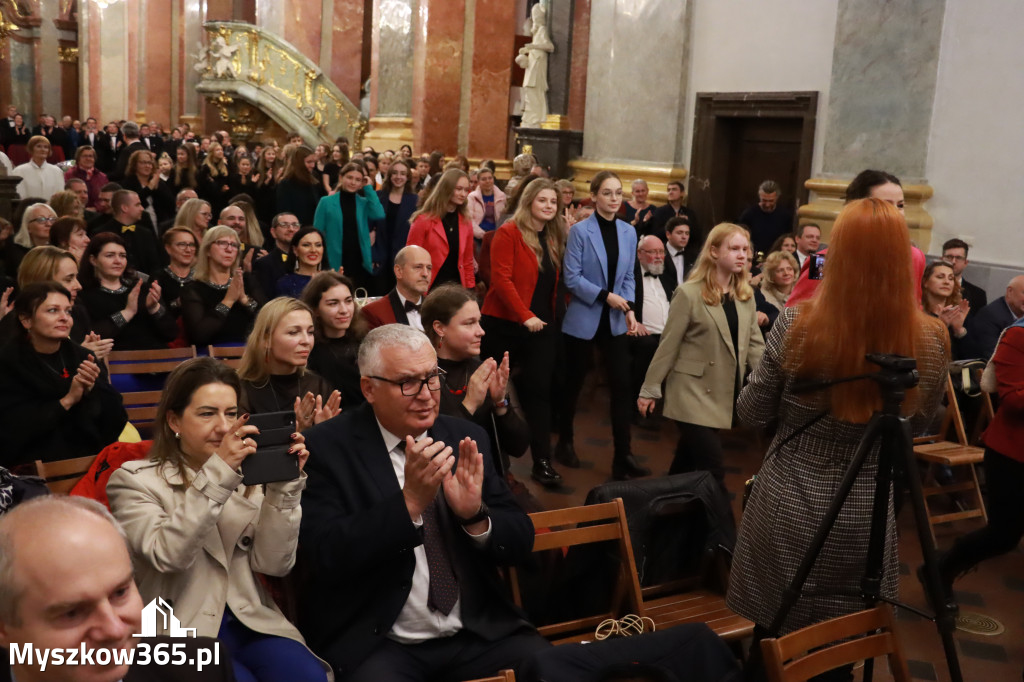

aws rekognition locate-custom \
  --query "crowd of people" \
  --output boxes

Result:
[0,114,1022,682]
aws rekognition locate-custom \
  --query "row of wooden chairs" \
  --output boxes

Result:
[106,345,244,375]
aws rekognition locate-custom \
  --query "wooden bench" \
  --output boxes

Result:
[34,455,97,494]
[106,346,197,375]
[121,390,164,439]
[208,344,245,369]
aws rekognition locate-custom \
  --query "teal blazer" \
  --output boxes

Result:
[313,185,385,274]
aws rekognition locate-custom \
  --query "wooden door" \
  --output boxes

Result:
[722,117,803,223]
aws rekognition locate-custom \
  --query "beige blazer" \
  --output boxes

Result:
[108,454,329,674]
[640,280,765,429]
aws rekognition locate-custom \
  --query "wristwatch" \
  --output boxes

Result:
[495,395,511,409]
[457,502,490,526]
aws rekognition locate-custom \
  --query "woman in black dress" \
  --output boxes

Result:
[121,149,175,227]
[0,282,127,467]
[197,142,232,217]
[237,296,339,432]
[373,159,418,291]
[155,226,197,318]
[275,146,322,228]
[180,225,258,346]
[301,271,366,409]
[78,233,177,350]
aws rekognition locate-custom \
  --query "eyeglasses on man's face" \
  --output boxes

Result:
[368,368,446,396]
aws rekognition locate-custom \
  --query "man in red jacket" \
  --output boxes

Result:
[361,245,432,331]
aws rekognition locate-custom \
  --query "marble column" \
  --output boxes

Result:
[364,0,415,151]
[566,0,590,131]
[142,0,173,126]
[325,0,368,107]
[570,0,691,201]
[463,0,516,160]
[411,0,466,153]
[800,0,944,247]
[37,0,61,117]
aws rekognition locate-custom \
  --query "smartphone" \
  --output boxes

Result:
[808,253,826,281]
[241,411,299,486]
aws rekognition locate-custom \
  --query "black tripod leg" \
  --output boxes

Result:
[766,413,887,636]
[895,416,965,682]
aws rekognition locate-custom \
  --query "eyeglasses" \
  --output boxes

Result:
[31,216,57,224]
[368,368,446,396]
[212,240,240,251]
[173,242,197,250]
[277,221,300,228]
[944,255,967,262]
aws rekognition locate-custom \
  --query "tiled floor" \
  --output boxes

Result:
[507,380,1024,682]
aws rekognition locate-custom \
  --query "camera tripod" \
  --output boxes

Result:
[766,354,963,682]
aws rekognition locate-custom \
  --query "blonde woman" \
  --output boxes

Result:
[198,141,231,216]
[172,197,214,238]
[48,189,83,218]
[406,168,475,289]
[759,250,799,312]
[237,297,340,431]
[180,225,258,345]
[638,223,765,489]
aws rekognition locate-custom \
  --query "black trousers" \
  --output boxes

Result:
[481,315,557,463]
[559,328,633,459]
[940,446,1024,582]
[628,333,661,412]
[671,421,724,483]
[345,630,550,682]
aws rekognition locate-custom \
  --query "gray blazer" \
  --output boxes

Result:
[639,280,764,428]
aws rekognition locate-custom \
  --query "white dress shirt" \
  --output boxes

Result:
[666,245,686,286]
[795,249,811,270]
[397,291,424,331]
[377,421,490,643]
[12,160,65,199]
[639,267,671,335]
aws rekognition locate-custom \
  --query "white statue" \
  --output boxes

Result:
[516,3,554,129]
[195,36,240,78]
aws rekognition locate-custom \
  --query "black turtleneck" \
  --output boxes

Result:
[337,189,362,273]
[596,213,619,303]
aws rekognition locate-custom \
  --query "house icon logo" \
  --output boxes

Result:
[134,598,197,638]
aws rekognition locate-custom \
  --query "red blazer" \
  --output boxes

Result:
[407,212,476,289]
[983,325,1024,462]
[360,289,412,330]
[481,221,558,324]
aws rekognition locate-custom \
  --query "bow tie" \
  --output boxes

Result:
[121,224,135,233]
[643,272,658,278]
[404,300,421,314]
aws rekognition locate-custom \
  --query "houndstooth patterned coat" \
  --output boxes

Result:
[726,307,948,634]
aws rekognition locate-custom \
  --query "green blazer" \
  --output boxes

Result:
[313,185,385,274]
[640,280,765,429]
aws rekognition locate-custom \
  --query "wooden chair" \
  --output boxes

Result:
[121,390,164,439]
[106,346,197,375]
[508,499,644,645]
[463,672,515,682]
[760,605,910,682]
[34,455,97,494]
[208,345,245,369]
[913,374,988,544]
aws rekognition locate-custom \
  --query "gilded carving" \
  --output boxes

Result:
[58,45,77,63]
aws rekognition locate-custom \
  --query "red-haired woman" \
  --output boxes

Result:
[406,169,475,289]
[480,178,566,487]
[727,198,949,679]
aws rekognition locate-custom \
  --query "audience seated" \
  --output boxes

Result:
[276,226,325,298]
[236,297,339,431]
[107,357,331,681]
[302,271,367,409]
[361,244,432,331]
[407,168,476,289]
[86,182,121,233]
[180,225,258,346]
[942,238,987,322]
[662,216,694,289]
[967,274,1024,360]
[423,284,531,479]
[767,233,797,256]
[620,178,656,232]
[0,282,126,467]
[921,260,970,359]
[6,201,55,277]
[758,250,798,314]
[792,223,821,271]
[252,212,299,302]
[155,226,197,318]
[48,215,90,263]
[91,189,163,276]
[298,324,550,680]
[0,496,235,681]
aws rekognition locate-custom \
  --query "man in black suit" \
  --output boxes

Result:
[662,216,695,289]
[967,275,1024,359]
[139,123,163,156]
[0,496,234,682]
[110,121,146,181]
[360,245,432,331]
[630,236,675,425]
[95,121,123,174]
[648,180,700,245]
[299,324,548,681]
[252,212,300,302]
[92,189,162,276]
[942,238,987,321]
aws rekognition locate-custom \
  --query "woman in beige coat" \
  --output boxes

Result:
[107,357,331,682]
[638,223,764,491]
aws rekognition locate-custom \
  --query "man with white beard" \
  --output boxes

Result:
[628,235,674,426]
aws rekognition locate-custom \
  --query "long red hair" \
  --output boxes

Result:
[785,198,948,423]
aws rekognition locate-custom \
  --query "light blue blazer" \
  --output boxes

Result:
[562,214,637,339]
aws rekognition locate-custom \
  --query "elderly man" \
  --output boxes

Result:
[109,121,146,182]
[968,275,1024,359]
[360,245,432,331]
[299,324,547,680]
[12,136,64,200]
[0,496,232,682]
[630,236,674,426]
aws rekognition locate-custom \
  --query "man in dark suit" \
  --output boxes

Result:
[738,179,794,256]
[139,123,163,156]
[252,212,300,302]
[942,238,987,321]
[967,275,1024,359]
[299,324,548,680]
[361,245,432,331]
[0,496,234,682]
[630,236,675,426]
[110,121,146,181]
[96,121,123,175]
[662,216,695,289]
[648,180,700,245]
[92,189,163,276]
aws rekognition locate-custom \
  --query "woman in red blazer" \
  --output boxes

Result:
[935,318,1024,596]
[481,178,566,487]
[406,168,475,289]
